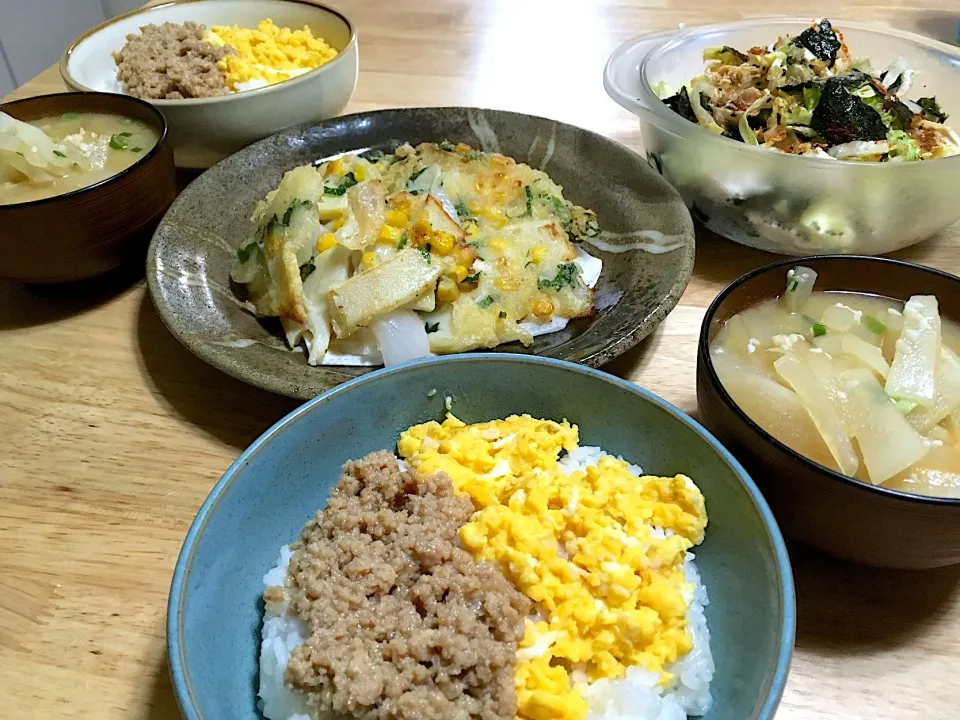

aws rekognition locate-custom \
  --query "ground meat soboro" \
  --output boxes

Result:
[281,451,531,720]
[112,21,234,99]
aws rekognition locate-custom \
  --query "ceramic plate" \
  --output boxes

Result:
[147,107,695,399]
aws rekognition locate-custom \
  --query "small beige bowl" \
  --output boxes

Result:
[61,0,358,168]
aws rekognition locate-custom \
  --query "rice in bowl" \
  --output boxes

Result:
[258,415,715,720]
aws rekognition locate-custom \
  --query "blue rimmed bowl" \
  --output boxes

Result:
[167,354,795,720]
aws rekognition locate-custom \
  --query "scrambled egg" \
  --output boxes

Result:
[398,415,708,720]
[206,19,337,91]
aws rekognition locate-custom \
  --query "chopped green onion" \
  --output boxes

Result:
[397,233,408,250]
[53,150,66,158]
[892,398,918,416]
[419,247,432,263]
[62,112,81,121]
[477,295,494,308]
[812,323,827,337]
[788,279,799,292]
[463,271,481,283]
[109,134,129,150]
[424,321,440,333]
[863,315,888,334]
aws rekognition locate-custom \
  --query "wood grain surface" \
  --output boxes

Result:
[2,2,959,718]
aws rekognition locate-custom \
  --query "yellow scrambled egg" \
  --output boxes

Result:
[398,415,708,720]
[206,19,337,91]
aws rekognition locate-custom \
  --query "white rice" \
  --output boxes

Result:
[258,448,714,719]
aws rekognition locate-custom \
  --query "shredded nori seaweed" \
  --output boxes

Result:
[748,109,772,130]
[811,77,887,145]
[885,97,916,132]
[663,87,697,124]
[918,97,949,124]
[794,19,843,65]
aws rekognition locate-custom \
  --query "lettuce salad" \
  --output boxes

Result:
[659,19,959,162]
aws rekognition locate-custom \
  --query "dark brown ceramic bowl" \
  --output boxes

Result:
[0,92,176,283]
[697,255,960,569]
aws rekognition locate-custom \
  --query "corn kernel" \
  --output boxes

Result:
[436,276,460,303]
[317,206,343,222]
[332,215,346,230]
[412,219,433,246]
[496,275,520,291]
[432,231,456,255]
[454,245,478,267]
[378,224,403,243]
[465,222,479,237]
[385,209,409,228]
[327,158,346,176]
[353,164,367,182]
[531,245,547,264]
[533,297,554,319]
[360,252,376,269]
[451,264,469,283]
[316,233,337,253]
[489,237,507,253]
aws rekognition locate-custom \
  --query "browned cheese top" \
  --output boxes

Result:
[283,451,533,720]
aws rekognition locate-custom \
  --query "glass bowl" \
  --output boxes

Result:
[604,18,960,255]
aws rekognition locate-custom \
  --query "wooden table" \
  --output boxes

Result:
[3,2,959,718]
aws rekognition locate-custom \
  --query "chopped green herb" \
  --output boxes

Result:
[463,271,481,283]
[424,321,440,333]
[523,186,533,217]
[109,134,129,150]
[131,147,143,153]
[61,112,81,121]
[498,310,507,319]
[788,279,799,292]
[420,247,432,263]
[264,214,282,234]
[538,263,581,291]
[397,233,408,250]
[281,199,313,226]
[53,150,67,158]
[118,132,132,138]
[324,172,358,196]
[812,322,827,337]
[299,260,316,281]
[236,243,259,264]
[406,167,428,194]
[454,201,474,221]
[439,140,457,152]
[477,295,495,309]
[863,315,888,334]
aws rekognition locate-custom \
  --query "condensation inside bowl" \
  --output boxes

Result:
[66,0,353,96]
[633,20,960,255]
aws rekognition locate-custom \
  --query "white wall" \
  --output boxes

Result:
[0,0,105,88]
[101,0,143,18]
[0,46,14,96]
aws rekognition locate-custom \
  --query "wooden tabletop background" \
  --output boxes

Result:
[3,2,960,718]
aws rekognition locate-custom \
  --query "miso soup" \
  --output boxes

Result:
[710,266,960,498]
[0,111,160,205]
